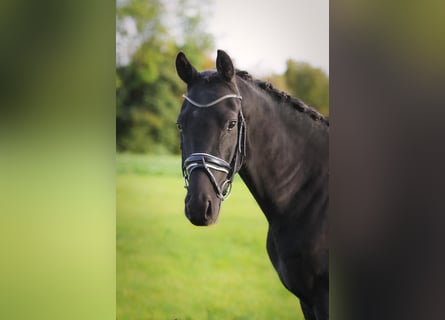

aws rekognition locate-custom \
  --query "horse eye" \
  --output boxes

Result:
[227,120,237,130]
[176,123,183,131]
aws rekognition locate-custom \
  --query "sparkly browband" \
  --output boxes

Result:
[182,94,242,108]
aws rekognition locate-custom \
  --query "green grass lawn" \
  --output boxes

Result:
[117,154,303,319]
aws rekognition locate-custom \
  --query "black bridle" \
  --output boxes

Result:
[181,93,246,200]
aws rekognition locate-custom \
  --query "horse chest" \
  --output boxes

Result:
[266,228,317,298]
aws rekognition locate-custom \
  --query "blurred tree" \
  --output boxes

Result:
[116,0,165,66]
[283,60,329,116]
[174,0,214,68]
[116,0,214,153]
[116,0,328,154]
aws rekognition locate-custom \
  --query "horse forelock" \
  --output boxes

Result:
[191,69,239,93]
[199,70,217,81]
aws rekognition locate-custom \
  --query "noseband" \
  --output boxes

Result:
[181,93,246,201]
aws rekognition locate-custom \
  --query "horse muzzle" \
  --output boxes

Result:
[184,171,222,226]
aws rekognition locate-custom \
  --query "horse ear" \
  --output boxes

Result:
[216,49,235,81]
[176,52,199,84]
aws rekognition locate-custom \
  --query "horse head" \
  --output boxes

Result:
[175,50,246,226]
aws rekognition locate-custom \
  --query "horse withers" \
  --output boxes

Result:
[175,50,329,320]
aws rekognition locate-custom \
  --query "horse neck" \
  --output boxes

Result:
[236,77,329,223]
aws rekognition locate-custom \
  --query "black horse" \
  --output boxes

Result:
[175,50,329,320]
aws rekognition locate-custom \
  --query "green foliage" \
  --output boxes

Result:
[116,0,328,154]
[116,40,184,153]
[116,0,214,154]
[116,154,304,319]
[283,60,329,116]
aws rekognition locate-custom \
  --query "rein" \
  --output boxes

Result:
[181,93,246,201]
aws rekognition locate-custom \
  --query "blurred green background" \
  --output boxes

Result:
[117,154,303,319]
[116,0,329,318]
[116,0,328,318]
[116,0,329,155]
[2,0,444,318]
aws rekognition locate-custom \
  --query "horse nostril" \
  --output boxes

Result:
[205,200,212,219]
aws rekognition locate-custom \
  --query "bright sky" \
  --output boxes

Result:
[207,0,329,77]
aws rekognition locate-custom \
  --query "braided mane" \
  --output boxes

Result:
[236,70,329,127]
